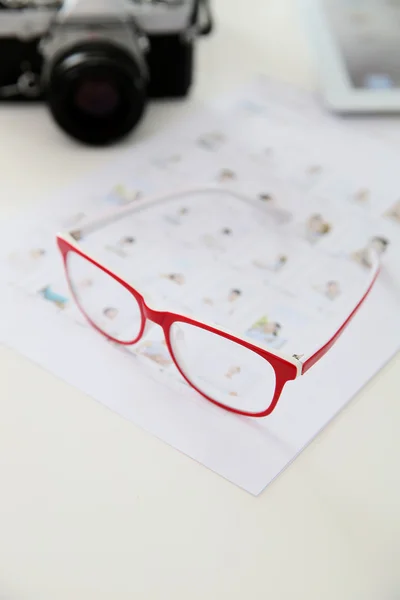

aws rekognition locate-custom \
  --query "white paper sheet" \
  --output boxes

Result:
[0,77,399,495]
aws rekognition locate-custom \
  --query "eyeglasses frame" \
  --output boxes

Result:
[56,186,380,417]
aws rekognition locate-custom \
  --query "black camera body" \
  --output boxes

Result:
[0,0,212,144]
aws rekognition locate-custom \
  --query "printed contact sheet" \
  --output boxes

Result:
[0,77,399,494]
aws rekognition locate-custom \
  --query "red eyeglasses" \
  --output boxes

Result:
[56,187,380,418]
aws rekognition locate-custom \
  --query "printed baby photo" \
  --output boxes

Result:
[384,200,400,225]
[245,316,288,350]
[27,275,92,332]
[7,246,48,277]
[160,272,187,287]
[104,184,142,206]
[191,198,253,240]
[89,205,164,258]
[38,284,69,310]
[144,252,203,307]
[185,268,251,325]
[312,280,342,302]
[5,226,53,280]
[196,131,227,152]
[351,235,390,269]
[136,338,174,369]
[252,253,289,274]
[146,192,230,250]
[216,168,238,183]
[305,164,324,178]
[199,218,253,258]
[197,285,246,319]
[105,234,137,259]
[151,153,182,170]
[31,273,75,317]
[258,192,293,226]
[304,213,333,244]
[352,188,371,205]
[163,205,191,227]
[243,300,316,356]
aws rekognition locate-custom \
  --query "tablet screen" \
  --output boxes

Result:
[322,0,400,90]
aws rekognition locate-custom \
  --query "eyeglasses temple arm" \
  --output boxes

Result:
[67,186,258,238]
[301,252,380,375]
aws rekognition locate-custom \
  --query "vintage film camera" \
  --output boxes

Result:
[0,0,213,144]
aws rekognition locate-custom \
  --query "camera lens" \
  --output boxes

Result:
[73,78,120,117]
[46,44,147,146]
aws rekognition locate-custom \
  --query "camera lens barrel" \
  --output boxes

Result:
[45,43,147,146]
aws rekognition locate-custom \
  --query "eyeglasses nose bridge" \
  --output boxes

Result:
[141,300,166,330]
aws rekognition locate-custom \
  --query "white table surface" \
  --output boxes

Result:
[0,1,399,598]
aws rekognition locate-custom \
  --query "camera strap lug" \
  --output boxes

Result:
[197,0,213,36]
[184,0,213,42]
[0,66,41,98]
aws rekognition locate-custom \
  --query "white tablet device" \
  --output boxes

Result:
[304,0,400,113]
